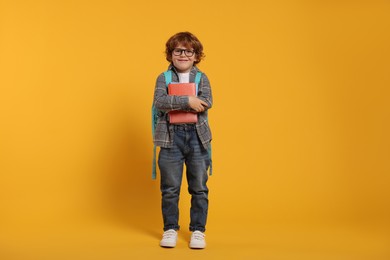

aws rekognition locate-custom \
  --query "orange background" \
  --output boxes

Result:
[1,1,389,259]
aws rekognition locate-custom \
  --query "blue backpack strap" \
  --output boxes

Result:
[152,71,172,138]
[195,72,202,94]
[164,70,172,86]
[152,70,172,179]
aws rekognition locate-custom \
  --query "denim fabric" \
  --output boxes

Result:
[158,124,210,232]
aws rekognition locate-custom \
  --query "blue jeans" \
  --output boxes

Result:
[158,124,210,232]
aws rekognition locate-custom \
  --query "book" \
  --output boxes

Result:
[168,83,198,124]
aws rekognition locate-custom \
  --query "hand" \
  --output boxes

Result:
[188,96,208,112]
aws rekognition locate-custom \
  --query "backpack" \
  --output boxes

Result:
[152,70,209,179]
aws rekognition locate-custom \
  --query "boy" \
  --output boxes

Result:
[152,32,213,249]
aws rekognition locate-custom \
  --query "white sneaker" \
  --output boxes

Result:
[160,229,178,248]
[189,231,206,249]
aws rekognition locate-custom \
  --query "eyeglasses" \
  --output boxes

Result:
[172,48,195,57]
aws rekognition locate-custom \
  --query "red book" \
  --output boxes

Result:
[168,83,198,124]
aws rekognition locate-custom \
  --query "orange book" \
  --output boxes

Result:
[168,83,198,124]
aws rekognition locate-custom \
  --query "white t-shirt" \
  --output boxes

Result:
[178,72,190,83]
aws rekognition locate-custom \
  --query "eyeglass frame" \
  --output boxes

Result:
[172,48,196,57]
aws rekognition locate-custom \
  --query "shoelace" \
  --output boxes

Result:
[192,232,205,241]
[163,230,177,239]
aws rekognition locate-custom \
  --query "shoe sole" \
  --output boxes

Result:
[160,242,176,248]
[189,243,206,249]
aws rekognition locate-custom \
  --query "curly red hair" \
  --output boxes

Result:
[165,32,205,65]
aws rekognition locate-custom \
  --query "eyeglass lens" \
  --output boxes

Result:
[173,48,194,57]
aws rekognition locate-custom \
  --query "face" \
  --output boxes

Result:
[171,44,197,73]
